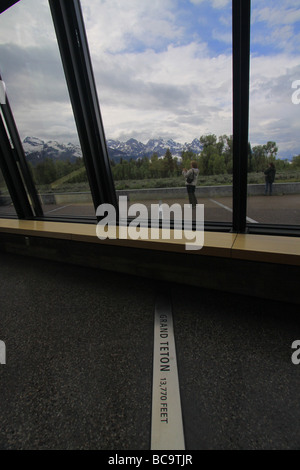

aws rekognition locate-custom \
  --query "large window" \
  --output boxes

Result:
[0,0,95,218]
[0,0,299,237]
[248,0,300,227]
[81,0,233,225]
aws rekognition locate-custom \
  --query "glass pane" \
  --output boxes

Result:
[248,0,300,226]
[81,0,233,225]
[0,167,16,217]
[0,0,95,219]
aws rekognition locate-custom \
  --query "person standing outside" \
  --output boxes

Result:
[182,161,199,208]
[264,162,276,195]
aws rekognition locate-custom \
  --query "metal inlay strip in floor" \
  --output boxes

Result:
[151,295,185,450]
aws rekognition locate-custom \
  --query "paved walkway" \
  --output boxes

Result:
[1,192,300,226]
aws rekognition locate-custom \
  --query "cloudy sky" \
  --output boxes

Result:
[0,0,300,158]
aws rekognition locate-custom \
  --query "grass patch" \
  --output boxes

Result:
[36,170,300,193]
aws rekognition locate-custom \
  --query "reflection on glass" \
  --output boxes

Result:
[0,168,16,217]
[0,0,94,218]
[81,0,232,224]
[248,0,300,226]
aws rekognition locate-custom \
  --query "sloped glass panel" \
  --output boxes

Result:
[81,0,233,226]
[0,0,95,219]
[248,0,300,226]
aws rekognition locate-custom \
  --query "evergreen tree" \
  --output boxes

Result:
[252,145,267,172]
[292,155,300,169]
[199,134,218,175]
[163,148,174,177]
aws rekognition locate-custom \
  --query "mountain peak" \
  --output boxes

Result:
[22,136,202,164]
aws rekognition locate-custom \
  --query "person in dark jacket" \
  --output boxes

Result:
[264,162,276,195]
[182,161,199,208]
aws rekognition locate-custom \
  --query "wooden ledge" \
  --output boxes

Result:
[232,233,300,266]
[0,219,299,265]
[0,219,234,257]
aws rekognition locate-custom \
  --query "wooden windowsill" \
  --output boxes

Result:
[0,219,299,266]
[232,233,300,266]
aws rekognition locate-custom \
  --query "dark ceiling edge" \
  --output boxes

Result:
[0,0,20,15]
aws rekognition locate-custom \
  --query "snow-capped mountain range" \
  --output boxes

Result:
[23,137,82,165]
[23,136,203,164]
[106,138,202,161]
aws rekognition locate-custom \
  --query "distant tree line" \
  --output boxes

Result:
[27,134,299,187]
[111,148,181,180]
[289,154,300,169]
[29,157,85,186]
[110,134,292,181]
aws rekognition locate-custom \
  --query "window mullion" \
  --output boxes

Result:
[0,113,34,219]
[0,86,44,218]
[232,0,251,233]
[49,0,118,214]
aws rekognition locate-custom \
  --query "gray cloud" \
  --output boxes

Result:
[0,43,69,104]
[0,0,299,157]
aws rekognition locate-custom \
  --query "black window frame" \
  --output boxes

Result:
[0,0,299,237]
[0,0,20,14]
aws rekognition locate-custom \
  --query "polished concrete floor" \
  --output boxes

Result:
[0,251,300,450]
